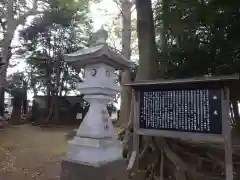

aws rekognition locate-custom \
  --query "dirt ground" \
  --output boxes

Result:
[0,124,73,180]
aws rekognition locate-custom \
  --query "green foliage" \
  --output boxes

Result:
[107,103,117,115]
[6,72,27,98]
[18,0,93,96]
[20,0,92,41]
[57,0,91,12]
[154,0,240,78]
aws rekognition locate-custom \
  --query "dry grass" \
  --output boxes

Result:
[0,124,72,180]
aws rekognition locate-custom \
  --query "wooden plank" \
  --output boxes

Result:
[136,128,224,142]
[222,87,233,180]
[160,150,164,180]
[125,74,239,87]
[134,91,140,130]
[127,151,137,171]
[132,91,140,170]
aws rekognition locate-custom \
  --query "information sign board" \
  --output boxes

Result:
[125,75,240,180]
[139,88,222,134]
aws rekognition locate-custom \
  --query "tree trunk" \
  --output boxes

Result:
[121,0,159,159]
[123,2,240,180]
[0,20,15,116]
[121,0,161,174]
[120,0,159,135]
[0,64,11,117]
[22,83,28,114]
[54,55,61,123]
[0,85,5,116]
[158,0,167,77]
[118,0,133,126]
[59,69,67,96]
[47,62,51,111]
[136,0,159,80]
[0,0,40,116]
[10,96,22,125]
[0,46,12,116]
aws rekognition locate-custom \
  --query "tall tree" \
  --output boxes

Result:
[135,0,159,80]
[6,72,28,124]
[115,0,135,126]
[19,0,93,124]
[122,0,160,169]
[0,0,47,116]
[155,0,240,128]
[124,0,240,179]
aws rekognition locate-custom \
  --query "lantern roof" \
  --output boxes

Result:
[64,28,133,70]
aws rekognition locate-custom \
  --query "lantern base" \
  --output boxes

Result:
[66,136,123,166]
[60,158,126,180]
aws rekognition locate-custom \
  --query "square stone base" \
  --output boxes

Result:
[60,158,127,180]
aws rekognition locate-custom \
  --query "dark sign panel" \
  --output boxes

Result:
[139,88,222,134]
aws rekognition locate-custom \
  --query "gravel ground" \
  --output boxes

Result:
[0,125,71,180]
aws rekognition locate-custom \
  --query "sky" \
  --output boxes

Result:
[90,0,119,31]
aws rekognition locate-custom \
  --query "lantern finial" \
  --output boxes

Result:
[93,27,108,45]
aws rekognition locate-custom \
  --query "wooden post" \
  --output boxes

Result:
[160,150,164,180]
[127,90,140,172]
[222,87,233,180]
[133,91,140,170]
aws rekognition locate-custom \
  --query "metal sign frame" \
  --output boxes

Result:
[125,75,238,180]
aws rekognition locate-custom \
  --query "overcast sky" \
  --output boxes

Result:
[90,0,119,31]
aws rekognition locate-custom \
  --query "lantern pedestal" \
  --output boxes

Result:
[61,158,126,180]
[60,92,125,180]
[60,93,125,180]
[65,92,123,163]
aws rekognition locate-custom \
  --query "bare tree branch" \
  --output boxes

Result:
[113,0,122,6]
[113,0,124,16]
[113,0,135,20]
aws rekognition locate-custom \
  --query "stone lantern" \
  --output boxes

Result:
[60,28,132,180]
